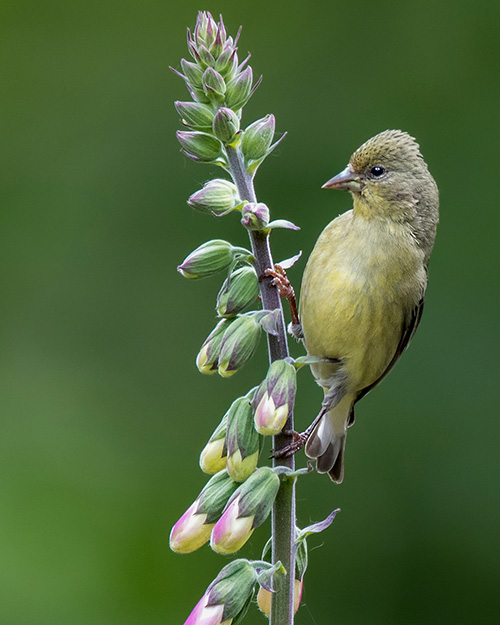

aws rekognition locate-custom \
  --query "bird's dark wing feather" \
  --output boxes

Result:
[354,297,425,405]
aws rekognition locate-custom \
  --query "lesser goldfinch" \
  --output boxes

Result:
[274,130,439,483]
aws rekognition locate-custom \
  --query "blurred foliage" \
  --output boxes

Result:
[0,0,499,623]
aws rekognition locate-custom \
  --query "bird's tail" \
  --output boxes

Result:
[305,395,354,484]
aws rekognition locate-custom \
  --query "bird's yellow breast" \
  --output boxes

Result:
[300,210,426,392]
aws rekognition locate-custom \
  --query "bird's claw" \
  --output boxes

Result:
[263,265,294,301]
[271,430,309,458]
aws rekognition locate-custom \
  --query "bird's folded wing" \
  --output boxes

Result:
[355,296,425,404]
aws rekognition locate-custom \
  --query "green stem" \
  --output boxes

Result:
[226,145,296,625]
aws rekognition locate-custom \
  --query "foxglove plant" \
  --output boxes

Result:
[171,12,339,625]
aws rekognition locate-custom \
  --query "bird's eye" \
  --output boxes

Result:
[370,166,385,178]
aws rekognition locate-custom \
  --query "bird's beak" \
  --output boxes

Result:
[322,165,361,193]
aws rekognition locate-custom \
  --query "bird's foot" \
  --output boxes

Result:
[271,430,309,458]
[264,265,294,299]
[264,265,301,328]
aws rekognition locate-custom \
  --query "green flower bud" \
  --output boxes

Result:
[169,470,239,554]
[194,11,218,49]
[216,266,259,317]
[178,240,234,279]
[212,107,240,144]
[240,202,270,231]
[241,114,275,161]
[186,83,211,105]
[226,395,260,482]
[185,559,256,625]
[176,131,222,162]
[225,67,253,111]
[180,58,204,88]
[196,318,231,374]
[195,44,215,68]
[202,67,226,99]
[215,44,237,76]
[253,358,297,436]
[188,179,240,216]
[218,315,261,377]
[174,101,214,130]
[210,467,280,554]
[210,27,224,59]
[200,414,228,474]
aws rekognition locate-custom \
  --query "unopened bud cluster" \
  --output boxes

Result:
[173,11,260,166]
[172,12,307,625]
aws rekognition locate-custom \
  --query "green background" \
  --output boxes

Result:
[1,1,499,623]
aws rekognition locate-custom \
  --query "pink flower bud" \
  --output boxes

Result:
[169,502,213,554]
[210,498,255,554]
[184,593,227,625]
[240,202,270,231]
[183,559,257,625]
[254,393,288,435]
[169,471,239,554]
[210,467,280,554]
[253,359,296,435]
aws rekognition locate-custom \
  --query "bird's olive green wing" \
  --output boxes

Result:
[354,297,425,406]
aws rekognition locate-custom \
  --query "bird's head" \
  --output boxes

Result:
[323,130,439,259]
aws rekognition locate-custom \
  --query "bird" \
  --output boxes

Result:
[271,129,439,483]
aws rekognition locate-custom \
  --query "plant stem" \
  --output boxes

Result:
[226,145,296,625]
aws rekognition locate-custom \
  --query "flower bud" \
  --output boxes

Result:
[253,358,297,435]
[241,114,275,161]
[180,58,204,88]
[212,107,240,144]
[174,101,214,130]
[176,130,222,162]
[217,315,261,377]
[196,44,216,68]
[200,414,228,474]
[196,319,231,374]
[188,179,240,216]
[216,266,259,317]
[178,240,234,279]
[215,44,237,76]
[210,26,224,59]
[240,202,270,231]
[202,67,226,98]
[226,395,260,482]
[194,11,218,50]
[183,559,256,625]
[225,67,253,111]
[210,467,280,554]
[170,470,239,554]
[257,579,303,618]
